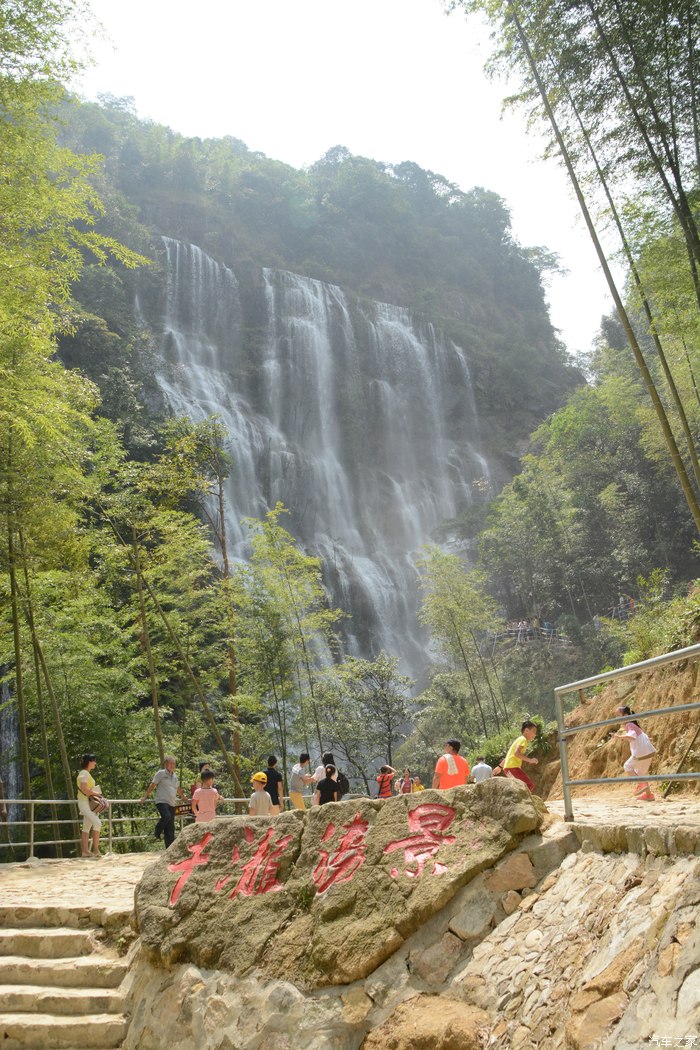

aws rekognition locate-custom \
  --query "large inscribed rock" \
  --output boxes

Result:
[135,780,541,988]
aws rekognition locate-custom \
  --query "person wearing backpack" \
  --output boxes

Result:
[376,765,397,798]
[335,769,350,798]
[312,752,335,805]
[315,764,339,806]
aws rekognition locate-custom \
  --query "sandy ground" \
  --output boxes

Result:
[0,851,157,912]
[547,791,700,828]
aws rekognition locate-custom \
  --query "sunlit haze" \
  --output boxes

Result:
[75,0,613,361]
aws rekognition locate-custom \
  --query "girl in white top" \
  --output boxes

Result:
[613,706,657,801]
[76,753,103,857]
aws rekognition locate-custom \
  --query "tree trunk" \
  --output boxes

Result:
[449,613,489,737]
[215,475,242,796]
[18,532,62,855]
[7,514,31,803]
[132,526,165,766]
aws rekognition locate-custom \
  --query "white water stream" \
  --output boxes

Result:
[150,238,491,675]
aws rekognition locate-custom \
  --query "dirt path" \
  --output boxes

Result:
[547,791,700,828]
[0,852,156,913]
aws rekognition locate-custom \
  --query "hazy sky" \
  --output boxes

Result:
[75,0,613,360]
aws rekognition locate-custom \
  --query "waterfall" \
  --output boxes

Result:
[0,673,21,819]
[150,239,491,676]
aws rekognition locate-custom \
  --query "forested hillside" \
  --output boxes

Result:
[57,93,579,460]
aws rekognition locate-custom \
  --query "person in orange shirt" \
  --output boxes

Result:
[432,740,470,789]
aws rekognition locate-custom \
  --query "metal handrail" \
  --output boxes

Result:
[555,641,700,820]
[0,794,320,859]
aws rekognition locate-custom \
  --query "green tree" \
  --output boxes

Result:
[449,0,700,533]
[243,505,342,757]
[319,654,413,774]
[418,547,506,735]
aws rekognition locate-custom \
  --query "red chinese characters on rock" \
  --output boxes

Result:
[383,803,456,879]
[213,825,295,899]
[312,812,369,894]
[168,832,213,906]
[166,803,472,908]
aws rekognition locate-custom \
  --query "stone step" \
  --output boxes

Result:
[0,905,132,932]
[0,928,96,959]
[0,985,125,1016]
[0,1013,128,1049]
[0,955,128,989]
[0,906,95,930]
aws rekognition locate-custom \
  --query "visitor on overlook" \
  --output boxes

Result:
[398,768,413,793]
[190,760,212,799]
[264,754,284,815]
[471,756,493,783]
[191,770,222,823]
[612,705,657,802]
[411,775,425,792]
[76,753,107,859]
[289,752,315,811]
[432,740,470,789]
[140,755,186,848]
[495,722,539,792]
[249,772,273,816]
[312,752,335,805]
[376,765,397,798]
[315,764,339,805]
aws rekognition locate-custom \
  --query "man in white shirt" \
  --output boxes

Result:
[141,755,186,848]
[289,752,315,810]
[471,756,493,784]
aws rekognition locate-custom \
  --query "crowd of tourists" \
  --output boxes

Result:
[74,706,658,856]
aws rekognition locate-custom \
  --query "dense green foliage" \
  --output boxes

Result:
[449,0,700,528]
[4,0,700,859]
[410,0,700,742]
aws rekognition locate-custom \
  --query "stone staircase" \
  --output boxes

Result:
[0,906,130,1049]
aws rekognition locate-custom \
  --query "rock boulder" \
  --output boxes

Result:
[135,780,541,988]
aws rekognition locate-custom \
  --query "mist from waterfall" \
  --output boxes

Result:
[0,674,21,819]
[150,238,490,676]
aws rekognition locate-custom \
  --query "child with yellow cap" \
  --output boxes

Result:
[249,772,273,816]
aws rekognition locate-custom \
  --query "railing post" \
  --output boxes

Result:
[555,691,574,821]
[107,804,113,854]
[28,799,35,859]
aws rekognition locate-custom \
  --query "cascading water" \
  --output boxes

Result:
[0,674,21,820]
[150,238,491,677]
